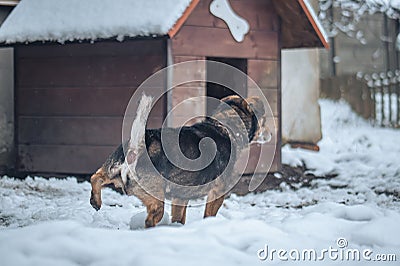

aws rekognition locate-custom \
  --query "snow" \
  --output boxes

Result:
[129,211,170,230]
[283,99,400,210]
[0,0,192,44]
[318,0,400,49]
[374,92,399,126]
[304,0,330,45]
[0,100,400,265]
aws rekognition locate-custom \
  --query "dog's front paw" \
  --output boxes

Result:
[145,218,155,228]
[90,191,102,211]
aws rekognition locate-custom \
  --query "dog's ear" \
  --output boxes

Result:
[220,95,248,110]
[220,95,241,104]
[245,97,265,117]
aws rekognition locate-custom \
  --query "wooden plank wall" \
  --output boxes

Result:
[171,0,281,172]
[15,39,167,174]
[169,55,206,127]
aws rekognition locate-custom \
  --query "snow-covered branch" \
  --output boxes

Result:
[318,0,400,46]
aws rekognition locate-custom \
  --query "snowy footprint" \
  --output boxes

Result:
[332,204,379,222]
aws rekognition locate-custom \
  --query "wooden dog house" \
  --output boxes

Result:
[0,0,328,176]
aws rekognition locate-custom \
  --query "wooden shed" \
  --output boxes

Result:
[0,0,328,176]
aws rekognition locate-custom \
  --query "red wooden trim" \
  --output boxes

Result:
[0,0,19,6]
[298,0,330,49]
[168,0,201,38]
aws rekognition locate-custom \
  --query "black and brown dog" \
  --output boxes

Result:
[90,95,268,228]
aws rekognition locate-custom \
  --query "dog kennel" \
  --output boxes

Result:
[0,0,328,176]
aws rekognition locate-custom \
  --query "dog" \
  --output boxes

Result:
[90,94,269,228]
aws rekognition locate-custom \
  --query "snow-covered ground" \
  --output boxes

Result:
[0,100,399,265]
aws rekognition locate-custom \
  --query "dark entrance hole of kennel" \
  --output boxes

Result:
[206,57,248,115]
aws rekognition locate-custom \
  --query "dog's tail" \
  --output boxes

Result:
[129,94,154,154]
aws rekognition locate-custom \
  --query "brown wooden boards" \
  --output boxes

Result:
[15,39,167,174]
[171,0,282,172]
[172,26,279,60]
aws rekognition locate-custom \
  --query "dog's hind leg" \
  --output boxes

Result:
[171,198,189,225]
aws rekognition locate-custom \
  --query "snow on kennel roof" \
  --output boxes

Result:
[0,0,193,44]
[0,0,328,49]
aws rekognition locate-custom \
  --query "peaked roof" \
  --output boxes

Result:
[0,0,192,43]
[0,0,328,49]
[169,0,328,49]
[273,0,329,49]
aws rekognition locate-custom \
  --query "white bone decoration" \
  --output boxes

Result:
[209,0,250,42]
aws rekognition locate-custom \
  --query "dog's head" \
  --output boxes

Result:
[213,95,272,144]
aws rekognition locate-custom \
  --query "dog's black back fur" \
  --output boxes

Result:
[103,97,260,197]
[136,118,232,187]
